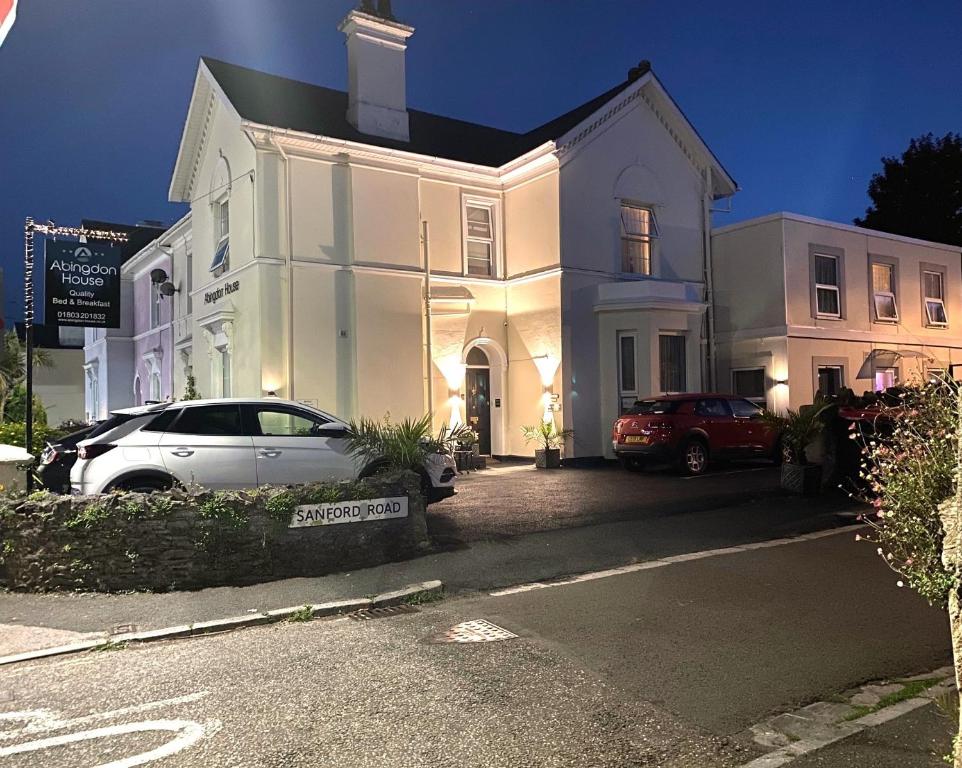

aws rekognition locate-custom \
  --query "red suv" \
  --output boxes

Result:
[611,394,781,475]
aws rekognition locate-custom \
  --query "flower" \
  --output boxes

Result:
[855,534,862,541]
[896,580,904,588]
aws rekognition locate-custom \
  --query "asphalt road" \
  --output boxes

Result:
[0,528,950,767]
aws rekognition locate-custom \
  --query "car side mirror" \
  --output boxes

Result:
[315,424,348,439]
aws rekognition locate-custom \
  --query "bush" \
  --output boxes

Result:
[855,380,957,606]
[0,421,52,450]
[4,385,46,426]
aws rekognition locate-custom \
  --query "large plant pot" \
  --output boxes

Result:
[534,448,562,469]
[781,462,822,495]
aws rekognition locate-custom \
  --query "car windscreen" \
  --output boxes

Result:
[624,399,682,415]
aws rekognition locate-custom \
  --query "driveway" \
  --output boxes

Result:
[427,459,851,544]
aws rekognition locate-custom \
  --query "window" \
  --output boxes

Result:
[625,399,682,416]
[150,281,161,328]
[149,371,161,402]
[255,407,329,437]
[817,365,843,397]
[659,334,686,393]
[617,332,637,411]
[620,203,657,275]
[694,398,730,418]
[814,253,840,317]
[133,376,142,406]
[142,408,181,432]
[185,246,193,315]
[730,399,764,418]
[871,262,898,321]
[221,348,231,397]
[924,270,947,326]
[210,199,230,274]
[464,202,495,277]
[874,368,898,391]
[167,404,243,436]
[731,368,766,405]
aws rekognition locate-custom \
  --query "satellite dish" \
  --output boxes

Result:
[150,268,168,284]
[158,281,177,297]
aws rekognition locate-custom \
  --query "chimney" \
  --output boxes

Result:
[338,2,415,142]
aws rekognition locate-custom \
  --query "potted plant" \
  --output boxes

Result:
[521,422,573,469]
[761,397,834,495]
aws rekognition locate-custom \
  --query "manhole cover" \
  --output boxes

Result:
[431,619,517,643]
[349,605,420,621]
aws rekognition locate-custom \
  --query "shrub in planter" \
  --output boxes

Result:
[521,422,573,469]
[761,396,834,495]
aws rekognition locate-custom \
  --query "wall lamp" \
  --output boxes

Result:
[774,378,789,386]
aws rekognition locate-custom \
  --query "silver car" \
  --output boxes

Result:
[70,398,457,502]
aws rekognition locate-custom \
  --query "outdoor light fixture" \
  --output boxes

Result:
[265,390,279,398]
[775,378,789,386]
[532,354,559,388]
[438,359,467,391]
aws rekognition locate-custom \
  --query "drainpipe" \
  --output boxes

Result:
[702,166,717,391]
[422,220,433,417]
[270,132,296,400]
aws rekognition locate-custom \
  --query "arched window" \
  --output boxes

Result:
[466,346,489,366]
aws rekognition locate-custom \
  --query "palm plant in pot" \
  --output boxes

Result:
[521,421,573,469]
[761,396,834,495]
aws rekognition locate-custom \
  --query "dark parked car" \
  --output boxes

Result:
[611,393,782,475]
[37,412,142,493]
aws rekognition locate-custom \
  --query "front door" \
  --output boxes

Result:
[465,368,491,454]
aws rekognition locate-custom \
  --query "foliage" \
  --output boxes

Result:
[521,421,573,452]
[0,330,52,423]
[855,132,962,247]
[287,605,314,623]
[760,396,833,464]
[853,380,957,606]
[0,421,52,450]
[5,385,47,426]
[345,414,474,474]
[182,373,201,401]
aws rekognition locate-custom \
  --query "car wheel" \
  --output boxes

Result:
[679,439,709,476]
[620,456,645,472]
[112,476,173,494]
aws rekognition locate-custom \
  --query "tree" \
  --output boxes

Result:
[182,373,200,401]
[0,331,51,422]
[855,133,962,246]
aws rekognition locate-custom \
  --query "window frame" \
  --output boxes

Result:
[616,331,638,413]
[811,249,842,319]
[870,257,899,323]
[730,367,767,406]
[165,403,244,436]
[461,196,499,278]
[619,200,658,276]
[921,264,948,328]
[149,280,161,329]
[210,197,230,275]
[658,333,687,394]
[812,356,847,398]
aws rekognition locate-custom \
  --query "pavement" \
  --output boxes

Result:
[0,463,860,656]
[0,528,951,767]
[787,702,955,767]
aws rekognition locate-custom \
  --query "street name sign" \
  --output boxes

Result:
[44,240,122,327]
[290,496,408,527]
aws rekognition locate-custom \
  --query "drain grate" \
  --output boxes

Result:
[349,605,420,621]
[431,619,518,644]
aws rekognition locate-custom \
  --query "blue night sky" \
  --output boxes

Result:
[1,0,960,323]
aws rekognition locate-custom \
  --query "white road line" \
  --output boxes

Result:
[0,691,209,740]
[0,718,218,768]
[489,526,860,596]
[679,466,772,480]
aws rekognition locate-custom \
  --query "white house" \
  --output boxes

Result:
[712,212,962,411]
[166,3,736,459]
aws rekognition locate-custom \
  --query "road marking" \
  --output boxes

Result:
[489,526,860,596]
[679,466,772,480]
[0,719,216,768]
[0,691,209,739]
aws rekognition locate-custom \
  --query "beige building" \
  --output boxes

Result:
[166,5,736,460]
[712,212,962,411]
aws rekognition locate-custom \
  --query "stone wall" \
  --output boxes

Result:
[0,471,429,592]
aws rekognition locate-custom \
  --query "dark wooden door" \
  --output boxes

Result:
[465,368,491,454]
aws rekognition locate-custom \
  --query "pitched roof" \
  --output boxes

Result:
[202,57,644,168]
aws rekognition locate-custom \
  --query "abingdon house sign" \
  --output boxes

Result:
[204,279,240,306]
